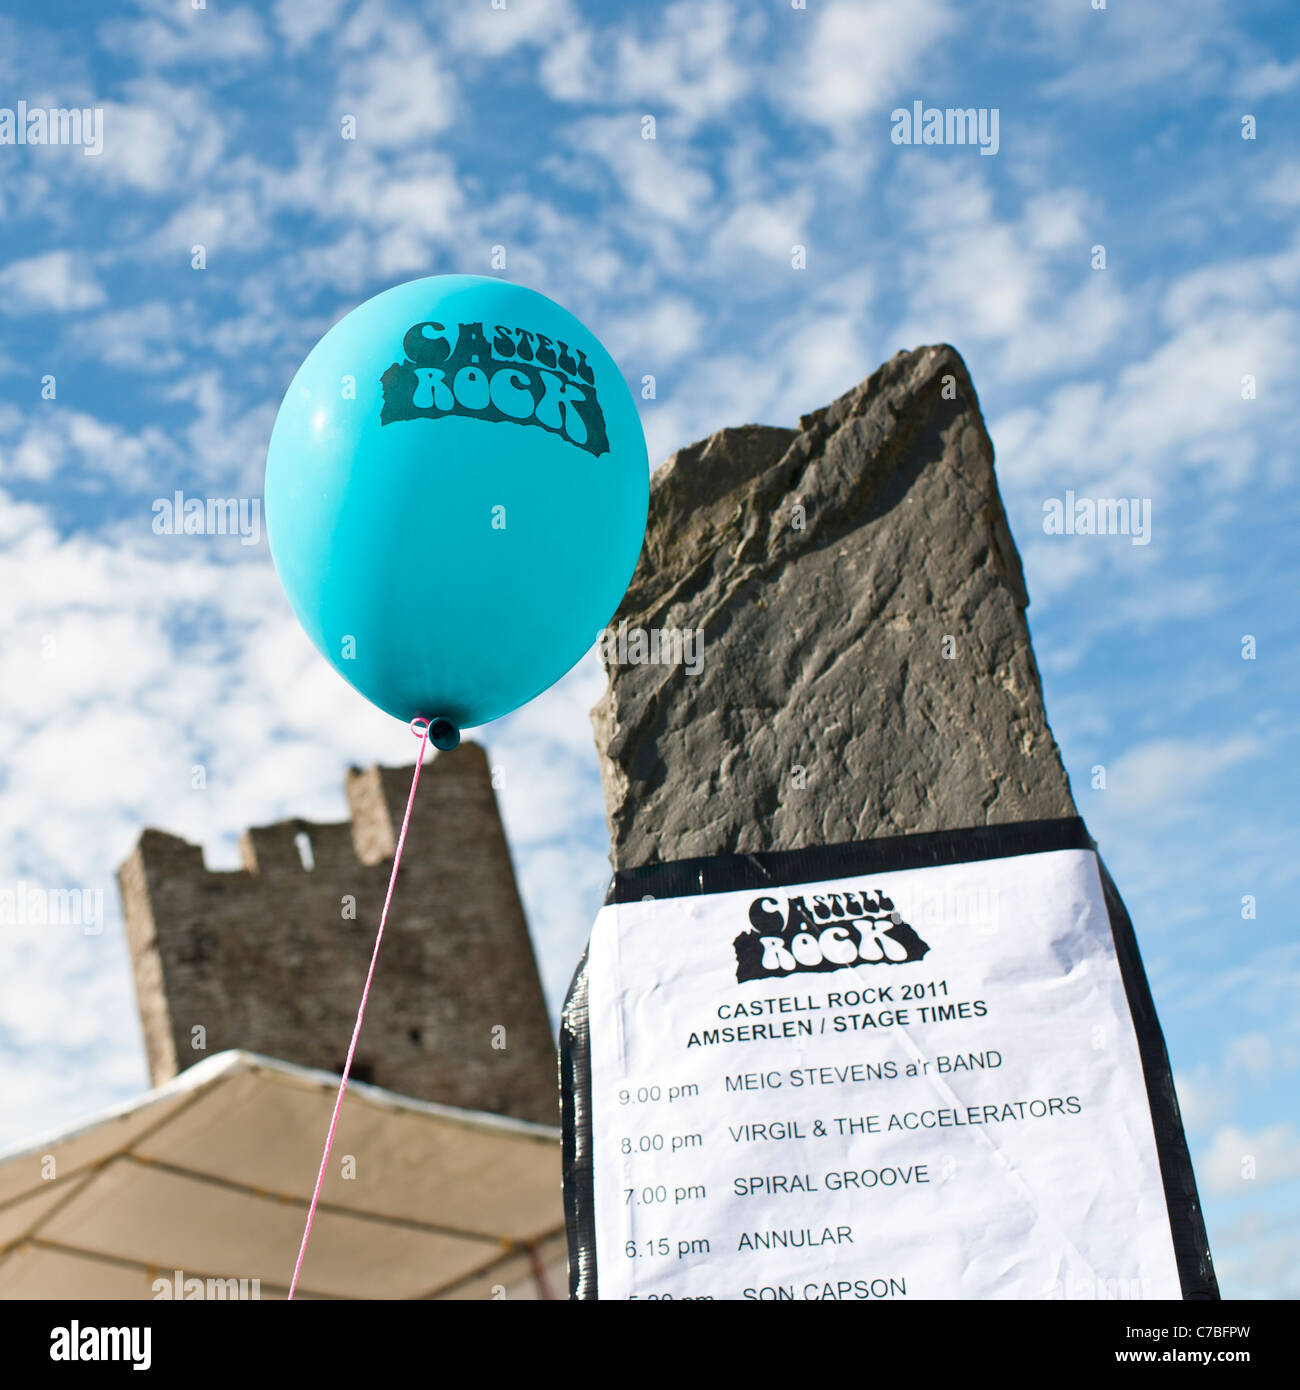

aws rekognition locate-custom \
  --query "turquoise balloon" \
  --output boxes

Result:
[265,275,649,733]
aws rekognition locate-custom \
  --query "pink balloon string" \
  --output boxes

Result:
[287,716,433,1300]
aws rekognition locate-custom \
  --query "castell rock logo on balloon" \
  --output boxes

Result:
[734,889,930,984]
[380,318,610,457]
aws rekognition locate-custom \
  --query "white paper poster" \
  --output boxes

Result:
[578,845,1184,1300]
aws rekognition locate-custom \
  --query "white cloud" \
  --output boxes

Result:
[1258,160,1300,208]
[1107,309,1295,487]
[892,164,1126,381]
[708,194,813,267]
[450,0,578,59]
[1102,735,1261,818]
[787,0,953,130]
[537,0,753,129]
[1201,1124,1300,1193]
[604,296,706,370]
[1207,1208,1300,1299]
[538,26,593,102]
[1165,942,1300,1022]
[1223,1033,1275,1081]
[1233,57,1300,98]
[988,242,1300,513]
[99,3,271,68]
[334,12,457,149]
[1161,235,1300,327]
[89,86,227,194]
[247,135,467,284]
[146,189,272,259]
[161,369,279,499]
[274,0,350,54]
[1172,1070,1225,1134]
[1039,0,1237,101]
[1173,1028,1299,1141]
[608,0,754,129]
[997,277,1128,381]
[1015,534,1101,605]
[0,406,175,488]
[632,303,872,466]
[0,250,105,313]
[1021,189,1090,253]
[565,116,715,225]
[73,301,183,371]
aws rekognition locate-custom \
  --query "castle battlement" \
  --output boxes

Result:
[117,743,557,1125]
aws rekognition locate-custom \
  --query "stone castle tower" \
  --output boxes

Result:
[117,743,558,1126]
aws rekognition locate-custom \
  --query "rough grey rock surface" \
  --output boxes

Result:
[592,344,1078,870]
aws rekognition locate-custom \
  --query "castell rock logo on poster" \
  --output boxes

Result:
[736,889,930,983]
[380,318,610,456]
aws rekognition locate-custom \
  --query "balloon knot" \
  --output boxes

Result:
[412,716,460,751]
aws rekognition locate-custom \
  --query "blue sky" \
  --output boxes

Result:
[0,0,1296,1298]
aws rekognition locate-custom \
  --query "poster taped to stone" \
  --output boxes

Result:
[560,819,1216,1300]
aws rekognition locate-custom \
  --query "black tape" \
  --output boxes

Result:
[1094,856,1219,1299]
[558,817,1218,1300]
[559,945,598,1300]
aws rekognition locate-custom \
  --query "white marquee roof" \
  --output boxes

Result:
[0,1051,565,1300]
